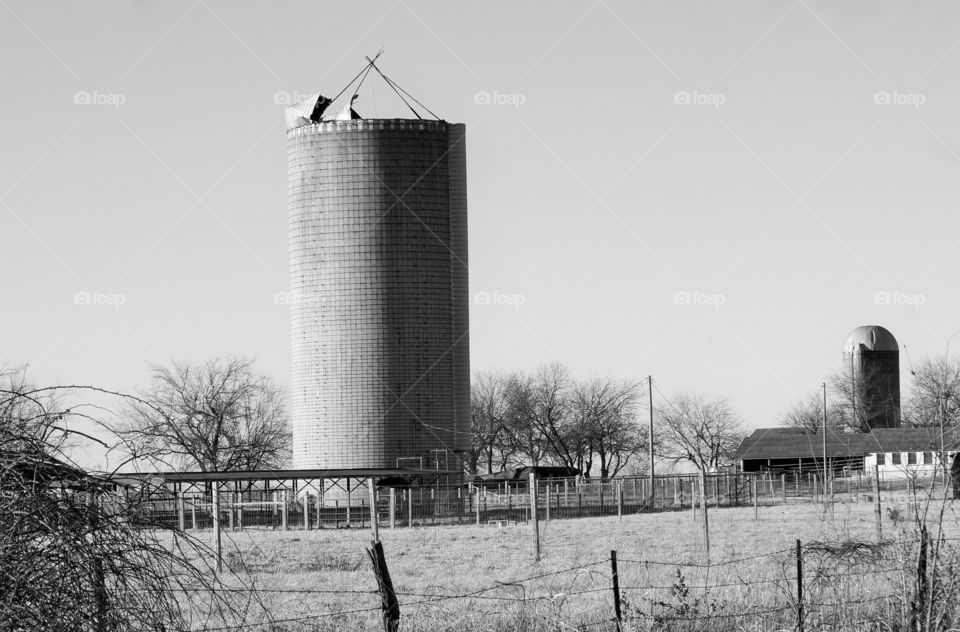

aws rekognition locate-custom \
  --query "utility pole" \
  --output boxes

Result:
[822,383,828,499]
[940,394,947,487]
[850,351,858,431]
[648,376,655,500]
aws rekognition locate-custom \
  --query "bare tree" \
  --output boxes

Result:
[522,363,578,469]
[469,370,515,475]
[115,357,290,471]
[779,391,848,433]
[500,363,587,471]
[574,378,646,479]
[903,356,960,428]
[657,392,744,472]
[500,371,551,467]
[470,365,650,478]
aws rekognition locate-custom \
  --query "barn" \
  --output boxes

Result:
[471,466,580,487]
[735,427,960,480]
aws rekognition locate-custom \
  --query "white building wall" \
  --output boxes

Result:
[863,451,956,479]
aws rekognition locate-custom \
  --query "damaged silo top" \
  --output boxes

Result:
[283,53,441,130]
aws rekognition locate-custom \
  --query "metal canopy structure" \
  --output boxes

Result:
[101,467,468,533]
[154,468,459,484]
[107,468,461,496]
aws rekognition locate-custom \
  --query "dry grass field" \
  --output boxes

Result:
[180,495,960,631]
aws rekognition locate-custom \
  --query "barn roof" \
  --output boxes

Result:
[473,466,580,484]
[734,427,960,461]
[0,449,92,488]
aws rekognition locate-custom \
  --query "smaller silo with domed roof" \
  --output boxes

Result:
[843,325,901,430]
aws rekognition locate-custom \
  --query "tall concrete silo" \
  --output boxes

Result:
[843,325,901,429]
[287,117,470,470]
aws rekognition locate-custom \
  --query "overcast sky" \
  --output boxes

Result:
[3,1,960,468]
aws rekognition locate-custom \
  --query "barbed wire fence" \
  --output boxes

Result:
[113,470,960,630]
[135,529,960,631]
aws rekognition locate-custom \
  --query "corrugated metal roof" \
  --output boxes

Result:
[473,466,580,484]
[110,468,460,484]
[735,427,959,461]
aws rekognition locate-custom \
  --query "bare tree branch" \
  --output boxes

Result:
[657,392,744,473]
[0,367,270,630]
[110,357,290,472]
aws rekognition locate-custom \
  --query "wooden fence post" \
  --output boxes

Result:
[611,550,622,632]
[281,490,288,530]
[873,465,882,541]
[369,478,379,542]
[617,481,623,521]
[177,492,185,531]
[781,474,787,504]
[346,483,352,527]
[529,472,540,561]
[303,493,311,531]
[699,471,711,562]
[545,483,551,523]
[913,526,928,630]
[367,540,400,632]
[320,482,325,518]
[752,479,758,519]
[475,488,481,526]
[796,539,804,632]
[212,484,222,573]
[408,489,413,527]
[691,479,697,520]
[389,488,396,530]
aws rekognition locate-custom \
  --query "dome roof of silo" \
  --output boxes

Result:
[843,325,899,353]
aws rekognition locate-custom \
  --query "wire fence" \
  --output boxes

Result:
[81,472,960,631]
[133,469,957,535]
[158,526,960,631]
